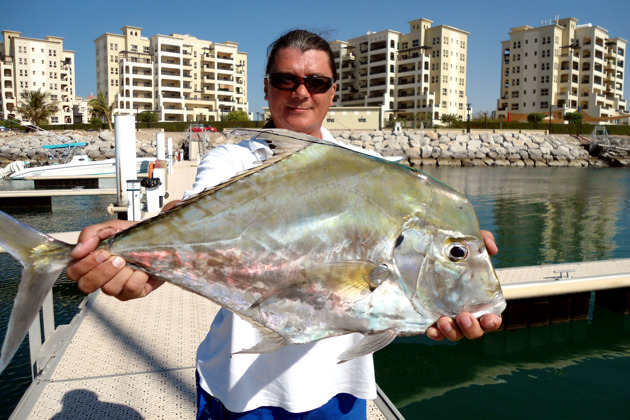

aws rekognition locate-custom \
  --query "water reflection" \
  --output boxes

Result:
[422,167,630,267]
[375,305,630,419]
[381,166,630,419]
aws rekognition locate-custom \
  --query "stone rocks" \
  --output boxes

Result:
[331,130,603,168]
[0,129,188,165]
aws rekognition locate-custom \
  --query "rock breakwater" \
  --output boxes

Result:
[0,128,613,168]
[335,130,603,167]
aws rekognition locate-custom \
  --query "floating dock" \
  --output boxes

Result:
[0,187,117,208]
[8,283,392,419]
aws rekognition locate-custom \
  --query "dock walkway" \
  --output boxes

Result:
[10,283,389,419]
[9,258,630,419]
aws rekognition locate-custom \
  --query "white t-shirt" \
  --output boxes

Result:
[184,127,377,413]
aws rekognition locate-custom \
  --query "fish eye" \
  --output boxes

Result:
[447,243,468,262]
[395,234,404,248]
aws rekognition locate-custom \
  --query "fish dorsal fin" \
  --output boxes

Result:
[229,128,338,149]
[248,261,391,311]
[337,329,398,363]
[180,148,301,207]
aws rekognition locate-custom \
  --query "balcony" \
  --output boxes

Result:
[160,69,181,77]
[370,41,387,52]
[160,46,181,55]
[131,82,152,90]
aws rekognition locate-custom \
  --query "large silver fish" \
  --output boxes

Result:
[0,128,506,373]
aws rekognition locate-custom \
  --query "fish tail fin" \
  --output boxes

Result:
[0,210,74,374]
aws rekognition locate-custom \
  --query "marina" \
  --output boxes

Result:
[1,154,630,419]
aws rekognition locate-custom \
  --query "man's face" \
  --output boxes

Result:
[264,47,336,138]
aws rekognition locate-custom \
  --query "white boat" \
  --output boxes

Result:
[9,155,155,180]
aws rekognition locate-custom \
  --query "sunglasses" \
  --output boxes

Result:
[266,73,334,94]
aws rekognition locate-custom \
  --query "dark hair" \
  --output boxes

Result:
[266,29,337,81]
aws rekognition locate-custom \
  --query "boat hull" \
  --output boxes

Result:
[10,157,155,180]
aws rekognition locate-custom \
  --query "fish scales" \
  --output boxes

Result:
[0,128,506,372]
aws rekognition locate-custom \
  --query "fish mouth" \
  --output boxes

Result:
[461,292,507,318]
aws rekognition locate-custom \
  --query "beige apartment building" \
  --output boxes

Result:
[330,18,469,126]
[94,26,248,123]
[496,17,627,124]
[0,30,77,125]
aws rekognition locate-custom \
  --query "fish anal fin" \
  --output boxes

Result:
[232,331,289,356]
[337,329,398,363]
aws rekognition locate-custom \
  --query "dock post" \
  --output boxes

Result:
[126,179,142,221]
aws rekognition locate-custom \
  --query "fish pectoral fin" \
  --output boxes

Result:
[305,261,389,298]
[232,332,289,356]
[247,261,389,311]
[336,329,398,363]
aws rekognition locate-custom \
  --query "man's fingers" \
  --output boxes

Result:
[71,220,138,259]
[481,230,498,256]
[70,253,125,294]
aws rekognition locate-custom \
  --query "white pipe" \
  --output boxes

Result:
[167,137,173,175]
[156,132,166,160]
[114,115,137,207]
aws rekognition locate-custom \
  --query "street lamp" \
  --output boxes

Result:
[466,103,471,133]
[483,112,488,129]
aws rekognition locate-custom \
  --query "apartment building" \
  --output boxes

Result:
[496,17,627,124]
[0,30,77,125]
[94,26,248,123]
[330,18,469,125]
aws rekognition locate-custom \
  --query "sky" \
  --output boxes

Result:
[2,0,629,116]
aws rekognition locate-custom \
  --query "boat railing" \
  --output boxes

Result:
[42,142,89,164]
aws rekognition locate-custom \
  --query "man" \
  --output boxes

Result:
[67,30,501,419]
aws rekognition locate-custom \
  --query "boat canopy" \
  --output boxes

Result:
[42,142,88,150]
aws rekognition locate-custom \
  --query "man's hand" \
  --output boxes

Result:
[66,219,164,300]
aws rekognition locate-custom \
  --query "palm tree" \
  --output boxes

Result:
[89,92,114,130]
[16,89,58,128]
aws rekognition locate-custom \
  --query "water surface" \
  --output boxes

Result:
[1,168,630,419]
